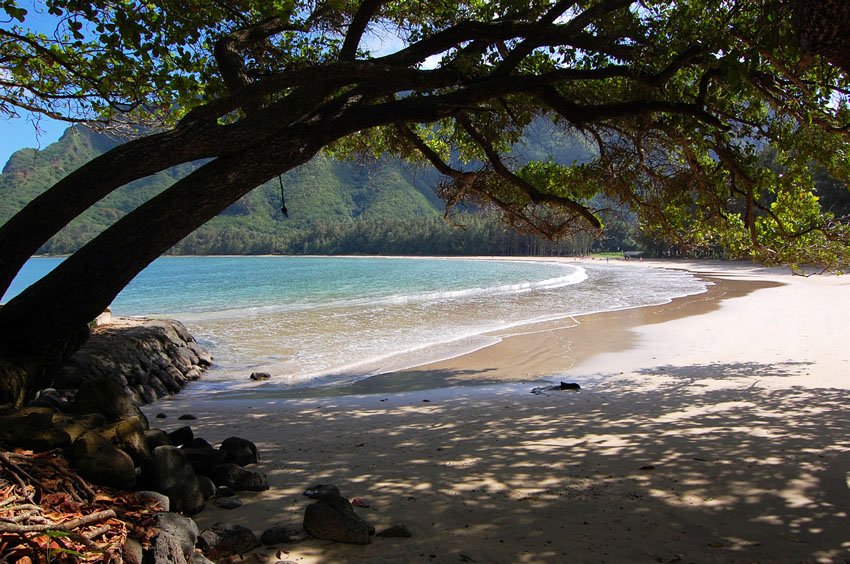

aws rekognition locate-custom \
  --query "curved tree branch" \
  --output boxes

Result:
[339,0,386,61]
[456,114,602,229]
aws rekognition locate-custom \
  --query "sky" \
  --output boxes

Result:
[0,114,68,166]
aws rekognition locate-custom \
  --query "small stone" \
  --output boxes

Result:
[198,476,217,500]
[168,425,193,447]
[220,436,259,466]
[303,484,340,500]
[259,524,302,545]
[130,490,170,512]
[145,428,173,450]
[302,485,373,544]
[123,537,144,564]
[98,416,150,466]
[559,381,581,390]
[156,412,168,419]
[250,372,271,381]
[144,446,205,515]
[197,522,258,560]
[71,377,149,428]
[376,524,413,538]
[185,437,215,449]
[71,431,136,489]
[214,497,244,510]
[0,409,71,451]
[211,463,269,491]
[216,485,237,498]
[178,414,197,420]
[149,512,199,563]
[30,388,69,411]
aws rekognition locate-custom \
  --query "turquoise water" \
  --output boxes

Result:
[4,256,706,387]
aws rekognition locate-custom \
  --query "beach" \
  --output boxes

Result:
[142,259,850,563]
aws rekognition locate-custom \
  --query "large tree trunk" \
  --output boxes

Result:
[0,130,323,404]
[0,122,228,297]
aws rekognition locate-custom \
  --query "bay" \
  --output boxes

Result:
[4,256,706,388]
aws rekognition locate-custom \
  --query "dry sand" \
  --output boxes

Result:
[143,259,850,563]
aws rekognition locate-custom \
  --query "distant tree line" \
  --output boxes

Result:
[163,213,634,257]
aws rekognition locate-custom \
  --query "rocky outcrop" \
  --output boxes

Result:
[50,317,212,405]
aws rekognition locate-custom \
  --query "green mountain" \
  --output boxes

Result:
[1,125,610,256]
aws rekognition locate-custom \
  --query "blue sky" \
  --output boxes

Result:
[0,114,68,166]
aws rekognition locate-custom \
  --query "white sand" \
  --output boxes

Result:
[144,260,850,563]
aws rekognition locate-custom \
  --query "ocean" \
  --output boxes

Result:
[4,256,706,388]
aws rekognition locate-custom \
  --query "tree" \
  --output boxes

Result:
[0,0,848,404]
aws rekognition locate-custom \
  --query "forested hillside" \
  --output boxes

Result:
[1,125,626,256]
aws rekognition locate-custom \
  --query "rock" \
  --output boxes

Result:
[145,512,199,564]
[198,476,217,500]
[216,486,236,498]
[249,372,271,381]
[188,553,216,564]
[178,414,197,420]
[181,445,226,476]
[187,341,213,366]
[99,416,151,466]
[168,426,194,447]
[213,497,243,510]
[303,484,341,500]
[302,485,373,545]
[145,429,173,450]
[30,388,70,411]
[211,463,269,491]
[71,377,149,429]
[156,412,168,419]
[130,490,170,512]
[197,522,258,560]
[52,318,211,405]
[220,436,259,466]
[376,524,413,538]
[174,347,199,372]
[156,512,198,556]
[531,381,581,395]
[144,446,205,515]
[260,524,302,545]
[71,431,136,489]
[0,409,71,451]
[123,537,144,564]
[184,437,215,450]
[53,413,106,443]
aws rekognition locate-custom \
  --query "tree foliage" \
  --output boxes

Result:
[0,0,849,402]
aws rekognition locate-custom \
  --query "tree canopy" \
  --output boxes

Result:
[0,0,849,403]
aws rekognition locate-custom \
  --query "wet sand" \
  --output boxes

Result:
[144,259,850,563]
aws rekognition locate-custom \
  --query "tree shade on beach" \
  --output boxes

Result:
[0,0,849,404]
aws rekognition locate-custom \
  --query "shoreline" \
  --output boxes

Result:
[142,259,850,562]
[187,258,773,400]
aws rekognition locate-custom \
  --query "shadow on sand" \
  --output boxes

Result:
[149,361,850,563]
